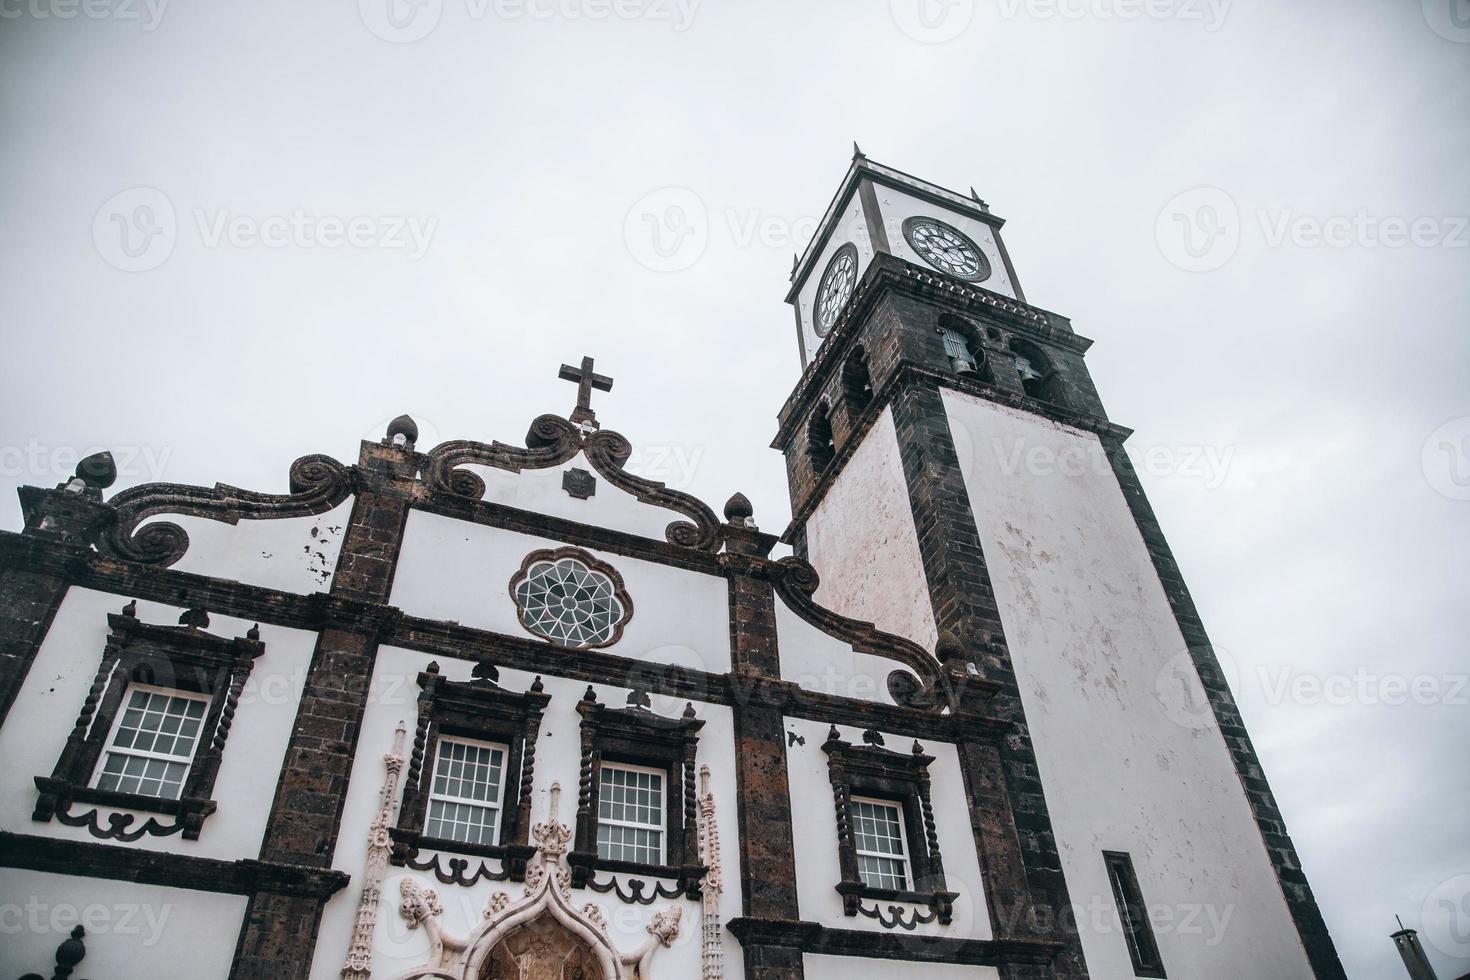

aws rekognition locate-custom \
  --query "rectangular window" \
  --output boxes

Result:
[851,796,910,891]
[94,686,208,801]
[596,763,664,865]
[1104,851,1167,978]
[425,737,506,846]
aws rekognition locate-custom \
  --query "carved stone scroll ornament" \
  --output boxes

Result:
[772,556,941,693]
[421,414,722,552]
[340,723,406,980]
[100,453,355,567]
[394,784,681,980]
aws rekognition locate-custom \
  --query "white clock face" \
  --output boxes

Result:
[814,243,859,336]
[903,217,991,282]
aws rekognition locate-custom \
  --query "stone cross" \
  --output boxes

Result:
[557,356,613,428]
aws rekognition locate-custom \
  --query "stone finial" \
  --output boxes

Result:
[826,724,841,743]
[121,599,137,618]
[246,623,261,641]
[386,414,418,449]
[54,924,86,976]
[861,728,885,747]
[852,140,865,159]
[530,675,544,693]
[582,685,597,703]
[722,492,754,527]
[471,660,501,683]
[935,631,969,671]
[626,688,652,710]
[59,451,116,497]
[682,701,696,719]
[178,607,209,630]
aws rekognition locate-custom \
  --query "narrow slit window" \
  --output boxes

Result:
[94,687,208,801]
[1104,851,1166,978]
[851,796,910,891]
[596,763,665,865]
[425,737,506,846]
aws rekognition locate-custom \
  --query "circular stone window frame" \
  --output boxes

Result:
[901,216,992,283]
[813,242,860,338]
[508,546,634,650]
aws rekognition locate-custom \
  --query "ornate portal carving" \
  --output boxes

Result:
[395,783,681,980]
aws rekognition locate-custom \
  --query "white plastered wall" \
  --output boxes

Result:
[460,449,698,544]
[308,647,744,980]
[803,407,938,653]
[874,185,1018,300]
[0,869,246,980]
[0,588,315,860]
[390,511,732,676]
[783,717,991,941]
[152,498,353,593]
[942,389,1313,979]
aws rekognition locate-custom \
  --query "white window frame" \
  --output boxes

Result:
[425,735,509,846]
[596,761,667,865]
[91,683,210,801]
[850,794,911,891]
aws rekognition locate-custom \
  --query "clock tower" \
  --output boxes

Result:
[772,149,1346,980]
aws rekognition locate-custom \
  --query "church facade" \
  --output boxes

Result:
[0,154,1344,980]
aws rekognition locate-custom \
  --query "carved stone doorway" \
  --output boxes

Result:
[478,915,605,980]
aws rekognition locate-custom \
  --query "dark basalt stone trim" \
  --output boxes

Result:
[776,253,1088,443]
[1097,436,1347,980]
[777,357,1130,535]
[0,563,70,729]
[0,830,349,899]
[726,916,1062,966]
[886,378,1090,978]
[0,533,1007,744]
[412,488,724,576]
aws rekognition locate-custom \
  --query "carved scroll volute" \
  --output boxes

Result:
[102,454,354,567]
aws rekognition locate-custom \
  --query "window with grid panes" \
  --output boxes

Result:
[94,687,208,801]
[851,796,910,891]
[596,763,665,865]
[425,737,507,846]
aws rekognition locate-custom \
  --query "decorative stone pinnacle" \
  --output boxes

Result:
[386,414,418,448]
[178,607,209,630]
[722,492,754,526]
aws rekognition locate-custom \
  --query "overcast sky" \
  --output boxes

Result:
[2,1,1467,976]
